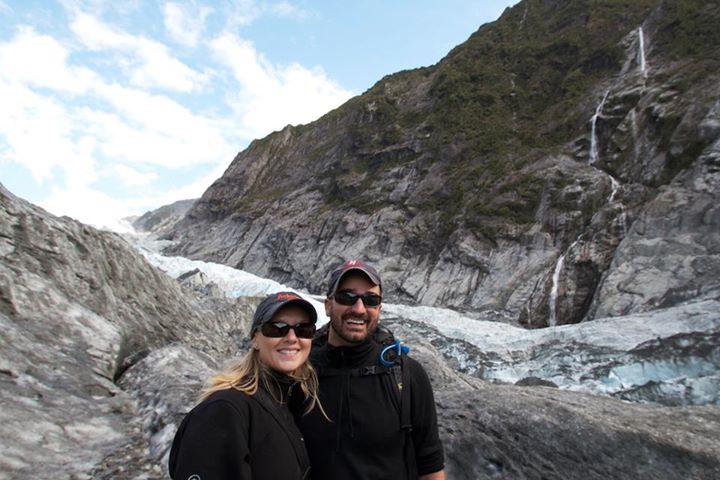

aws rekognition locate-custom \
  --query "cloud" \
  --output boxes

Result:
[210,32,352,138]
[221,0,313,30]
[269,1,312,20]
[0,31,100,193]
[0,79,96,184]
[79,84,237,169]
[41,184,136,232]
[104,164,158,187]
[71,12,208,91]
[0,24,238,223]
[135,161,229,208]
[1,1,351,231]
[163,1,213,47]
[221,0,263,29]
[0,26,99,93]
[38,159,225,232]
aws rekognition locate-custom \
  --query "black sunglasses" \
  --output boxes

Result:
[333,290,382,308]
[260,321,316,339]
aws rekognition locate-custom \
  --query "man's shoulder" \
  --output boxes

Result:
[400,354,436,386]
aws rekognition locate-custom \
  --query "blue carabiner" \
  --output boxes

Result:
[379,340,410,367]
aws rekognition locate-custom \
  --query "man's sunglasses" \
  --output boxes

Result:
[260,321,316,339]
[333,290,382,308]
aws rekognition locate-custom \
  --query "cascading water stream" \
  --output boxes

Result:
[548,254,565,327]
[609,175,620,203]
[608,175,628,236]
[549,26,646,328]
[548,240,578,327]
[638,27,647,77]
[589,91,609,164]
[630,109,641,159]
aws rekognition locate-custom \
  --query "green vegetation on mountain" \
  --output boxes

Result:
[208,0,720,238]
[168,0,720,323]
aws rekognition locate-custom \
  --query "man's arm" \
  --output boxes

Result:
[420,470,445,480]
[407,358,446,477]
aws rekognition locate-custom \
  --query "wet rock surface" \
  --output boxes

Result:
[2,183,720,478]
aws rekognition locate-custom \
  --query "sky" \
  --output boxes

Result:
[0,0,520,231]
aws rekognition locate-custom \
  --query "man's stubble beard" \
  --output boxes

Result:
[330,311,379,345]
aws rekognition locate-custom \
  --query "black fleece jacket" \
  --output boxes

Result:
[296,338,444,479]
[169,376,310,480]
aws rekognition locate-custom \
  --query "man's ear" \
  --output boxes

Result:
[324,297,332,316]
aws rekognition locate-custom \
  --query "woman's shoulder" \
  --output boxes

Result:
[204,387,249,403]
[190,388,253,417]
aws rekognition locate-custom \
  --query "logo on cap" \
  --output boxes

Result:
[277,292,300,301]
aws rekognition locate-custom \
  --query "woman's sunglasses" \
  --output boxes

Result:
[260,321,316,339]
[333,290,382,307]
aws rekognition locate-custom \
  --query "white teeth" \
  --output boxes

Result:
[347,319,365,325]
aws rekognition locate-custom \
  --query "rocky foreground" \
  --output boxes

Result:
[2,183,720,479]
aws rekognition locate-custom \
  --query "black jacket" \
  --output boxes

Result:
[169,379,310,480]
[296,338,444,480]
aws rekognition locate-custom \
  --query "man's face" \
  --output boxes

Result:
[325,272,382,347]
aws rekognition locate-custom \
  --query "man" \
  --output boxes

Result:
[297,259,445,480]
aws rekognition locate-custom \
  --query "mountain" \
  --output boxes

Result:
[2,182,719,479]
[131,198,195,237]
[163,0,720,327]
[3,0,720,477]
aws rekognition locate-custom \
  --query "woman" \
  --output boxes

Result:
[168,291,322,480]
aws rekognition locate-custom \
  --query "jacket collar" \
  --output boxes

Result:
[325,336,377,367]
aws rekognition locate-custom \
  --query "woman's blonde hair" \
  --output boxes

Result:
[200,346,324,416]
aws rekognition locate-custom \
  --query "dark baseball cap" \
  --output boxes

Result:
[327,259,382,295]
[250,291,318,337]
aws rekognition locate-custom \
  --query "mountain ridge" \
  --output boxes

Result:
[161,0,720,327]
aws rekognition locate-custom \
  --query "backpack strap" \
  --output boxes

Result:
[379,339,416,476]
[399,358,412,432]
[398,355,418,478]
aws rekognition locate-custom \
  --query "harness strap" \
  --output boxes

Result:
[399,360,412,432]
[399,357,417,479]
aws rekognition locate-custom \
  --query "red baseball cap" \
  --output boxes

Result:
[326,259,381,295]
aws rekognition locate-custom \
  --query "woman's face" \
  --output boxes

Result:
[254,305,313,375]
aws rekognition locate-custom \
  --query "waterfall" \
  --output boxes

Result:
[608,175,627,235]
[630,109,641,160]
[548,253,565,327]
[589,91,609,164]
[609,175,620,203]
[548,240,579,327]
[638,27,647,77]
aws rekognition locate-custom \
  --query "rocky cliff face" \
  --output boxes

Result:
[162,0,720,327]
[0,184,253,478]
[3,182,720,478]
[131,199,195,237]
